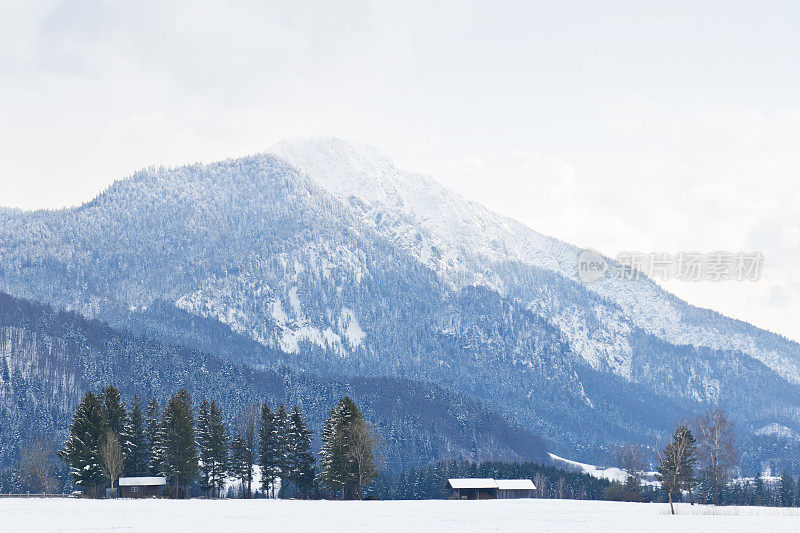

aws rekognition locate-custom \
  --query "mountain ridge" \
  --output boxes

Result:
[0,138,798,469]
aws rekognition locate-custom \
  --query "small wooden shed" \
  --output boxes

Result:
[496,479,536,498]
[447,478,536,499]
[447,478,498,499]
[118,476,167,498]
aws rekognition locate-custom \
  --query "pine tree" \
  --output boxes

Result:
[124,395,149,477]
[657,424,697,514]
[144,398,162,476]
[274,404,289,498]
[678,429,698,504]
[237,405,258,498]
[206,400,229,497]
[286,406,316,498]
[102,385,130,464]
[160,389,198,498]
[318,399,349,498]
[229,435,250,497]
[59,391,107,497]
[258,402,280,498]
[753,472,767,506]
[779,471,795,507]
[318,397,377,499]
[196,399,212,496]
[101,385,127,436]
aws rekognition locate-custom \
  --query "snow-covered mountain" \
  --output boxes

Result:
[0,138,798,468]
[271,138,800,384]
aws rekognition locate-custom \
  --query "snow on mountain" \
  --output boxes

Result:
[2,138,800,467]
[548,453,629,484]
[270,138,800,384]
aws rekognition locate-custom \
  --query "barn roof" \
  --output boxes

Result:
[496,479,536,490]
[447,478,498,489]
[118,476,167,487]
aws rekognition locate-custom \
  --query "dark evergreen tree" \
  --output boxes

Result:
[258,402,280,498]
[196,399,212,496]
[237,405,258,499]
[753,472,768,506]
[678,428,698,504]
[229,435,250,498]
[286,406,315,498]
[160,389,198,498]
[124,395,148,477]
[144,398,162,476]
[273,404,289,498]
[657,424,697,514]
[59,391,107,497]
[318,396,376,499]
[101,385,128,437]
[209,400,230,498]
[779,471,795,507]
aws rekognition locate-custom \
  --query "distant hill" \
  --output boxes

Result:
[0,291,548,471]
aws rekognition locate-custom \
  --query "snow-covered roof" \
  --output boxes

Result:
[118,477,167,487]
[447,478,498,489]
[496,479,536,490]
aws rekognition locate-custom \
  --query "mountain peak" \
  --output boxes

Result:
[270,137,409,206]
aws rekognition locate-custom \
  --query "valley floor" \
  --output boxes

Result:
[3,497,800,532]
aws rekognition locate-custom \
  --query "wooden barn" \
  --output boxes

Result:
[496,479,536,498]
[118,476,167,498]
[447,478,536,500]
[447,478,498,499]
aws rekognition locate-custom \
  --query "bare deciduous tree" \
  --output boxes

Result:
[695,409,738,506]
[532,472,547,498]
[554,477,566,499]
[343,419,380,500]
[616,443,646,495]
[19,439,57,494]
[100,431,125,498]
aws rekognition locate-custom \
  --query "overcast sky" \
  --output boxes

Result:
[1,1,799,341]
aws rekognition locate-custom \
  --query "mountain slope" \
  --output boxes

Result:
[0,291,548,471]
[271,138,800,385]
[0,139,798,469]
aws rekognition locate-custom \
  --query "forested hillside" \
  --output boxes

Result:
[0,140,799,468]
[0,292,548,471]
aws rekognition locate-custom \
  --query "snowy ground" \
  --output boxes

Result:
[3,498,800,532]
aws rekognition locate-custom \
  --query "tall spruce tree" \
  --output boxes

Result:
[160,389,198,498]
[258,402,280,498]
[59,391,107,497]
[229,435,250,498]
[198,400,229,498]
[144,398,162,476]
[124,395,149,476]
[657,424,697,514]
[101,386,127,436]
[237,405,258,498]
[780,471,795,507]
[318,397,377,499]
[286,406,315,498]
[196,400,212,496]
[274,404,290,498]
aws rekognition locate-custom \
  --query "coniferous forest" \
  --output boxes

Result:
[55,385,377,499]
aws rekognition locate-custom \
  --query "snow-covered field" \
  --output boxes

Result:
[3,498,800,532]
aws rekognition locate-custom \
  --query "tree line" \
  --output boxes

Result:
[56,386,378,499]
[373,459,610,500]
[610,408,800,512]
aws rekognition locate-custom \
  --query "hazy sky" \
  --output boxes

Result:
[1,1,799,341]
